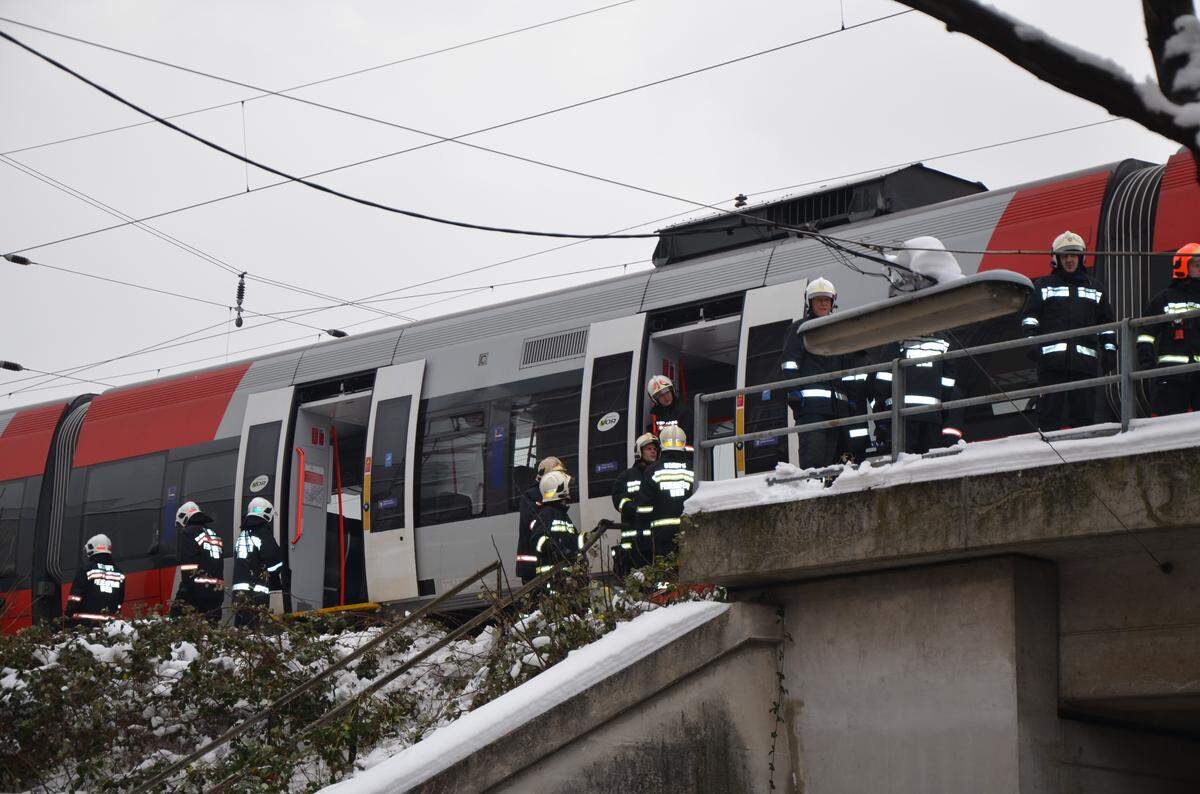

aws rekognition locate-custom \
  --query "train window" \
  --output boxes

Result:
[181,452,237,551]
[242,421,282,503]
[509,383,581,507]
[81,453,166,563]
[588,352,633,499]
[369,395,411,532]
[417,405,487,526]
[744,321,794,474]
[0,478,25,579]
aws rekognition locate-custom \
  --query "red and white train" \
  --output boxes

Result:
[2,149,1196,632]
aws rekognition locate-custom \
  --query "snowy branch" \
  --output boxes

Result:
[896,0,1200,156]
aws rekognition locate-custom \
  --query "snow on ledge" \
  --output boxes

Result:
[687,412,1200,516]
[322,601,731,794]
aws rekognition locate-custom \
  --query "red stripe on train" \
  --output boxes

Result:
[979,170,1110,279]
[1153,150,1200,253]
[58,566,177,621]
[1,588,34,634]
[0,402,69,480]
[73,363,251,467]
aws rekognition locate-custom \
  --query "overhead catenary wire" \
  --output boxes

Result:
[0,0,642,157]
[0,12,918,254]
[0,153,419,324]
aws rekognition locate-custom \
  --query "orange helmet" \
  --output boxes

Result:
[1173,243,1200,279]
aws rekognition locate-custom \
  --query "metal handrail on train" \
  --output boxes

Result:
[692,306,1200,479]
[132,521,611,793]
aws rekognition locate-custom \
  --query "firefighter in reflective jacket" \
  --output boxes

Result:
[516,457,566,584]
[232,497,283,627]
[610,433,659,575]
[871,334,964,455]
[1138,243,1200,415]
[633,425,694,563]
[66,534,125,626]
[780,278,869,468]
[646,375,693,441]
[1021,231,1116,430]
[530,471,581,574]
[170,500,225,625]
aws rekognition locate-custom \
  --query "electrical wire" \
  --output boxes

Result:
[0,153,418,324]
[2,259,651,398]
[0,0,642,157]
[0,13,916,254]
[0,11,916,240]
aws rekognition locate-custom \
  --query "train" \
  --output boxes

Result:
[2,148,1197,632]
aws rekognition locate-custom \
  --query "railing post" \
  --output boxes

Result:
[693,392,708,481]
[1119,318,1135,432]
[890,357,905,462]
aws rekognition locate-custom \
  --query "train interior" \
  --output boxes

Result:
[290,391,370,610]
[642,295,743,479]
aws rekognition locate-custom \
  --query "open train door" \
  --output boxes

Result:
[577,314,646,569]
[361,360,424,603]
[736,282,805,477]
[233,386,294,614]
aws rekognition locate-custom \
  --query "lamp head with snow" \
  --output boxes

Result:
[798,237,1033,355]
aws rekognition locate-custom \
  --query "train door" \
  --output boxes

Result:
[737,282,805,476]
[288,391,372,611]
[233,387,292,613]
[577,316,644,555]
[361,360,424,603]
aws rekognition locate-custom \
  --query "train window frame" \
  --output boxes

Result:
[743,320,795,474]
[368,395,412,533]
[180,450,238,553]
[586,352,633,499]
[416,401,489,527]
[507,380,582,510]
[0,478,26,580]
[76,452,167,567]
[415,369,583,527]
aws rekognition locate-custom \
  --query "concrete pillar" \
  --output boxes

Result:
[777,556,1060,794]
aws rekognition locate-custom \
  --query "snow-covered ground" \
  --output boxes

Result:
[687,412,1200,515]
[322,601,731,793]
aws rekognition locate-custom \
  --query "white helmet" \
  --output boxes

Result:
[1052,231,1086,268]
[175,500,212,527]
[536,456,566,477]
[245,497,274,523]
[805,277,837,305]
[647,374,674,401]
[85,533,112,557]
[634,432,661,460]
[539,470,572,503]
[659,424,688,451]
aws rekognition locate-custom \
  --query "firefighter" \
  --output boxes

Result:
[871,334,964,455]
[646,375,693,441]
[170,500,225,625]
[780,278,858,468]
[515,456,566,584]
[1021,231,1116,430]
[65,534,126,627]
[1138,242,1200,415]
[610,433,659,576]
[530,470,581,575]
[633,424,695,564]
[232,497,284,628]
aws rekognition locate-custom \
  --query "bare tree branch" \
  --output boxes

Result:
[896,0,1199,157]
[1143,0,1200,106]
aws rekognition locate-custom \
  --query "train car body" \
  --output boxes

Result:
[2,151,1196,629]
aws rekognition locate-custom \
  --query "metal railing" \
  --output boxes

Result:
[693,307,1200,480]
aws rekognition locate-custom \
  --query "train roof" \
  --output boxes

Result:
[0,156,1151,412]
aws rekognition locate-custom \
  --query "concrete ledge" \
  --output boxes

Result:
[682,446,1200,588]
[417,603,782,793]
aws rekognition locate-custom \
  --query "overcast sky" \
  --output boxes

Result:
[0,0,1180,410]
